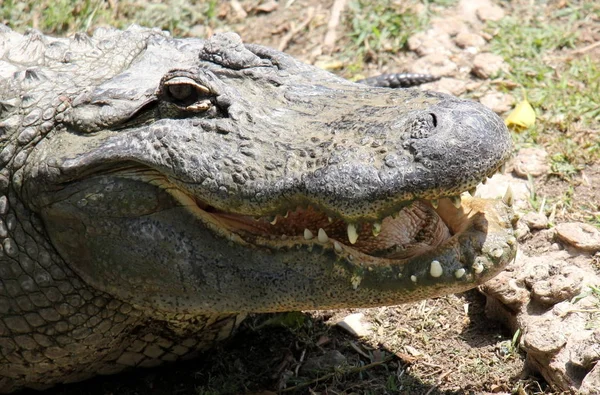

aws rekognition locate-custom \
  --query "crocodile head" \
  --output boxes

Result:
[20,29,516,316]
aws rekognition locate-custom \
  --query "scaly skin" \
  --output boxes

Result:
[0,26,515,392]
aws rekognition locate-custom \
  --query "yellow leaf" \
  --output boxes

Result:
[505,98,536,129]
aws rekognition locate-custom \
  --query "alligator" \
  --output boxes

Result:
[0,25,516,392]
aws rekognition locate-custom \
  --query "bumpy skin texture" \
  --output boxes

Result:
[0,26,515,392]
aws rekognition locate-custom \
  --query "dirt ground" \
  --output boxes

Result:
[13,0,600,394]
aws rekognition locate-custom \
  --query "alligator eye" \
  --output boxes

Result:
[162,77,212,111]
[168,84,193,101]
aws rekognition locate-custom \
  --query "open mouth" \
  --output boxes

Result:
[173,173,513,273]
[207,199,459,260]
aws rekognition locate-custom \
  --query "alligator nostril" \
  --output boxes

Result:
[429,113,437,128]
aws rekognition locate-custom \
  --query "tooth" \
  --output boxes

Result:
[270,216,277,225]
[372,222,382,237]
[284,211,289,218]
[502,185,514,207]
[347,223,358,244]
[469,187,477,196]
[450,196,461,208]
[429,260,443,278]
[410,275,417,283]
[317,228,329,243]
[491,248,504,258]
[454,268,466,279]
[431,199,439,209]
[473,261,484,274]
[328,217,333,223]
[334,241,343,253]
[303,229,313,240]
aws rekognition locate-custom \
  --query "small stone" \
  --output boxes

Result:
[255,0,278,13]
[472,53,508,79]
[335,313,372,337]
[479,92,515,114]
[521,212,549,230]
[555,222,600,253]
[454,32,486,49]
[425,77,468,96]
[521,318,567,354]
[580,363,600,395]
[408,54,458,77]
[513,147,550,178]
[476,4,506,22]
[299,350,347,375]
[407,29,454,57]
[431,18,466,36]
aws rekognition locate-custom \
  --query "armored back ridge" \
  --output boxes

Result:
[0,25,515,392]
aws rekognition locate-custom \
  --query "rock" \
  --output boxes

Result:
[454,32,486,50]
[472,53,508,79]
[480,250,600,393]
[570,330,600,368]
[299,350,347,376]
[254,0,278,13]
[555,222,600,253]
[580,363,600,395]
[336,313,372,337]
[476,173,530,212]
[479,92,514,113]
[431,18,467,36]
[407,29,455,57]
[425,77,468,96]
[521,212,548,230]
[408,53,458,77]
[476,4,506,22]
[512,147,550,178]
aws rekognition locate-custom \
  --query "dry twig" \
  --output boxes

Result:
[322,0,348,54]
[278,7,316,52]
[280,355,395,392]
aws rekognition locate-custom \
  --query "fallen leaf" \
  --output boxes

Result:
[505,96,535,130]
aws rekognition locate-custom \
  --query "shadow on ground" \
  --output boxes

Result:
[24,290,538,395]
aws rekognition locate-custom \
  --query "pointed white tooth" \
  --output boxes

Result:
[284,211,289,218]
[429,260,443,278]
[491,247,504,258]
[270,216,277,225]
[469,187,477,196]
[450,196,461,208]
[454,268,466,279]
[372,222,382,237]
[431,199,439,209]
[334,241,343,253]
[347,223,358,244]
[502,185,514,207]
[317,228,329,243]
[303,229,313,240]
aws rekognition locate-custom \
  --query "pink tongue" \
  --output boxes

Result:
[212,202,450,258]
